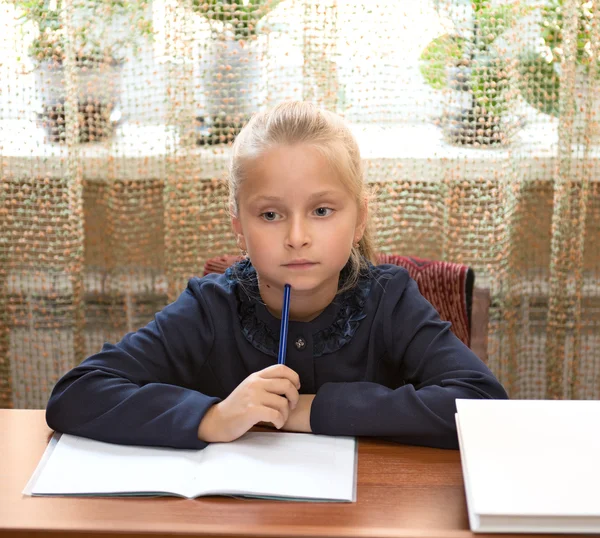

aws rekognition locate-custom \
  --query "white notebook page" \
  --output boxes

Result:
[28,431,356,501]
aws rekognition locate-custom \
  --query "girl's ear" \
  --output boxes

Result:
[231,215,247,251]
[231,213,242,235]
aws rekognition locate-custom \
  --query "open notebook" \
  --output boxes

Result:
[23,431,357,502]
[456,399,600,534]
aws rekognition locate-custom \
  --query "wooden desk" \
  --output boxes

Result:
[0,410,557,538]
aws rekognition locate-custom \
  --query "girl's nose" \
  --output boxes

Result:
[285,216,311,249]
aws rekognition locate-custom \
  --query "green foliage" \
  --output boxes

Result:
[192,0,281,38]
[420,0,529,122]
[474,3,524,51]
[420,1,534,144]
[420,1,528,90]
[13,0,153,63]
[419,34,465,90]
[518,0,598,116]
[471,56,510,117]
[539,0,598,69]
[517,52,560,117]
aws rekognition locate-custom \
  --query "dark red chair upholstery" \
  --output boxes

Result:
[377,254,473,348]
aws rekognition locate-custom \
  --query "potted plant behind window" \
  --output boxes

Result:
[192,0,281,145]
[518,0,600,141]
[420,0,528,147]
[14,0,153,143]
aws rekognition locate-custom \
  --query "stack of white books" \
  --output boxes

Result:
[456,399,600,534]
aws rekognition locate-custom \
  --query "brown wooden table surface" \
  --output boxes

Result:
[0,409,569,538]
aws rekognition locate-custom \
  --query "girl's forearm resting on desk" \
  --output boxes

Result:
[282,394,314,433]
[301,275,508,449]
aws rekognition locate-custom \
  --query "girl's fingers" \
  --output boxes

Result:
[259,364,301,390]
[254,407,285,430]
[263,378,299,409]
[259,393,290,427]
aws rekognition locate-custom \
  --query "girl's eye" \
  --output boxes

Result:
[261,211,280,221]
[314,207,333,217]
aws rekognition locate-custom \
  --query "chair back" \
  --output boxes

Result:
[377,254,473,348]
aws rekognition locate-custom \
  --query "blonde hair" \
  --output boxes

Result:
[228,101,377,294]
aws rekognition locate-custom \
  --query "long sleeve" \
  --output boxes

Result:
[310,272,508,449]
[46,283,220,449]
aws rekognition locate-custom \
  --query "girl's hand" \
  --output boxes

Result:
[197,364,300,443]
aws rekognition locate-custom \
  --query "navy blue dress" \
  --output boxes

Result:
[46,260,508,450]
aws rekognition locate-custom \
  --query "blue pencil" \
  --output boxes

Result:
[277,284,291,365]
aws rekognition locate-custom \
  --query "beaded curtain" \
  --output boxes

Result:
[0,0,598,408]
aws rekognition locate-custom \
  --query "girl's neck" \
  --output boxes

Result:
[259,277,339,323]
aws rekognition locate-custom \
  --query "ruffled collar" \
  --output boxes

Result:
[224,259,372,357]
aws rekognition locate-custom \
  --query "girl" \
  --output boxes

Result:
[46,101,508,450]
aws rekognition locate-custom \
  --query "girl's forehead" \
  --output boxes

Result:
[255,143,329,170]
[240,170,351,205]
[241,145,346,188]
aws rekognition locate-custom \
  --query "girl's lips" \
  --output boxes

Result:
[284,262,318,269]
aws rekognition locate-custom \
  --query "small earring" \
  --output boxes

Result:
[240,248,247,257]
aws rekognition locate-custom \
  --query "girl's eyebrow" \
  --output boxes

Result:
[308,190,339,201]
[247,195,282,204]
[248,191,340,204]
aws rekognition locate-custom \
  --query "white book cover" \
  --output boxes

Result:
[23,431,357,502]
[456,399,600,534]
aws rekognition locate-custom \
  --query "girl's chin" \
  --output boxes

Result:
[273,278,336,295]
[256,266,343,292]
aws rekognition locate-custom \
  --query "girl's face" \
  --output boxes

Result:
[232,143,366,299]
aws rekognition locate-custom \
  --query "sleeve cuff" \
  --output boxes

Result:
[176,391,222,449]
[310,382,345,435]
